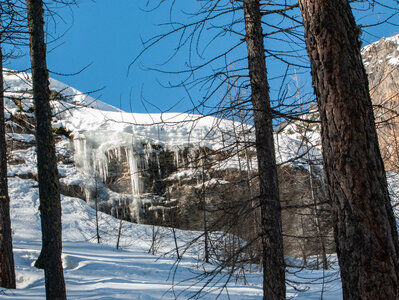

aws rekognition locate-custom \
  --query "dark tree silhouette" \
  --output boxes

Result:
[0,39,16,290]
[0,0,27,289]
[298,0,399,298]
[26,0,67,298]
[243,0,285,298]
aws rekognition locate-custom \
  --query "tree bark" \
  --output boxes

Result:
[243,1,285,299]
[26,0,67,298]
[0,41,16,289]
[298,0,399,299]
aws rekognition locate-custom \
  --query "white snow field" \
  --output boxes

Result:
[3,177,342,299]
[2,70,344,299]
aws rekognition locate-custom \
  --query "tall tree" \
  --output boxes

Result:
[243,0,285,298]
[0,38,16,289]
[0,0,24,289]
[298,0,399,298]
[26,0,67,298]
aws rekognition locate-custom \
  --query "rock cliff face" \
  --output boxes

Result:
[363,35,399,172]
[67,135,333,259]
[62,126,333,260]
[3,69,334,259]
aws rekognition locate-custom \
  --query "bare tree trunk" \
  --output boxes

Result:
[94,179,100,244]
[26,0,67,298]
[171,226,180,259]
[243,1,285,299]
[95,197,100,244]
[298,0,399,298]
[201,157,209,264]
[116,219,122,250]
[304,135,328,270]
[0,42,16,289]
[307,157,328,270]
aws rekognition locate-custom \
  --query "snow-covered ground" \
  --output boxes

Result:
[2,176,342,299]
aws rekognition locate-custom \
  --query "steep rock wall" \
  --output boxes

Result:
[363,35,399,172]
[69,132,334,258]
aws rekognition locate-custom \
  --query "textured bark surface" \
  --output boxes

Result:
[243,1,285,299]
[298,0,399,299]
[26,0,67,298]
[0,43,16,289]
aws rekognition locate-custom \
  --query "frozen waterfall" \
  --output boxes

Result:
[72,131,142,208]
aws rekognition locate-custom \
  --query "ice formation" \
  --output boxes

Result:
[72,130,145,216]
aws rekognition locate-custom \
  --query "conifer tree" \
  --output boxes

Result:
[0,40,16,290]
[26,0,67,298]
[298,0,399,298]
[243,0,285,298]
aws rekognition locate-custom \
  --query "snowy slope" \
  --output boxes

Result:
[4,176,341,299]
[7,177,265,299]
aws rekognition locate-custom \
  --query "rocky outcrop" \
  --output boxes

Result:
[363,35,399,172]
[70,135,334,259]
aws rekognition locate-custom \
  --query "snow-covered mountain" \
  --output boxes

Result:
[2,70,341,299]
[5,68,330,250]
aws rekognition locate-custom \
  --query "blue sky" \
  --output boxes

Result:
[6,0,190,113]
[4,1,399,114]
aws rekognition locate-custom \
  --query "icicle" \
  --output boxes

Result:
[85,187,92,205]
[132,196,141,223]
[116,147,122,162]
[174,147,180,168]
[82,138,88,171]
[145,143,152,169]
[189,147,196,168]
[127,146,140,196]
[94,151,109,183]
[155,151,162,177]
[73,133,88,171]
